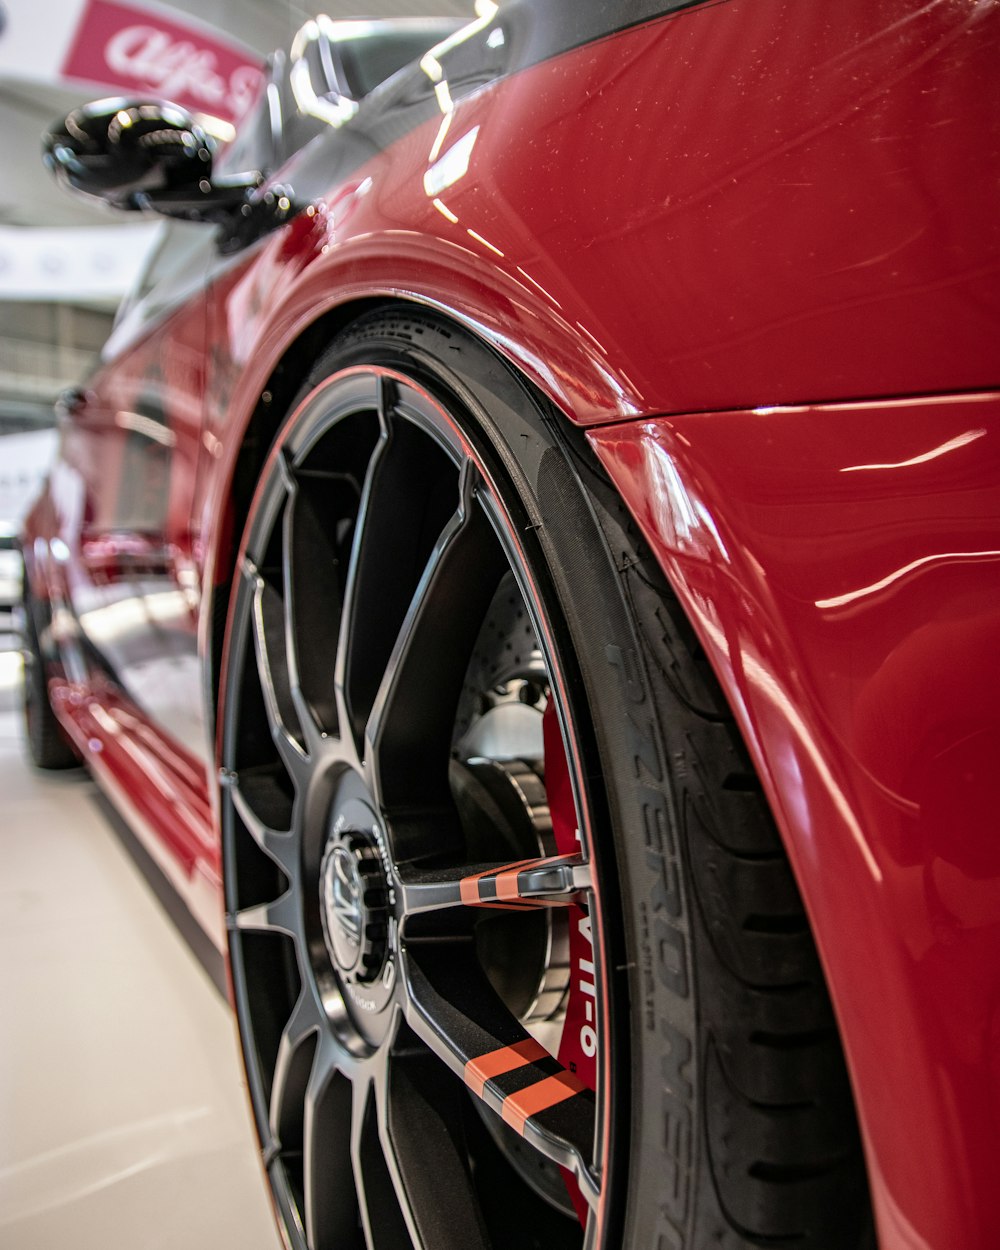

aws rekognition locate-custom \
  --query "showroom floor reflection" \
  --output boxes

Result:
[0,638,279,1250]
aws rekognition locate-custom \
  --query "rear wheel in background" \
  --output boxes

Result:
[21,576,78,770]
[219,310,873,1249]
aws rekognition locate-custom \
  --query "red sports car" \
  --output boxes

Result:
[25,3,1000,1248]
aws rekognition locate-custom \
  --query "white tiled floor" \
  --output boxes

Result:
[0,647,279,1250]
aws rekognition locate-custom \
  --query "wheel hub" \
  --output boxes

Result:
[320,833,388,983]
[314,773,399,1027]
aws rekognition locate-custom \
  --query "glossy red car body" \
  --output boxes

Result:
[23,2,1000,1247]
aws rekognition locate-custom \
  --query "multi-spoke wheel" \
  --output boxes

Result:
[220,312,872,1250]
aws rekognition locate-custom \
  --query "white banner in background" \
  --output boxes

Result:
[0,223,161,302]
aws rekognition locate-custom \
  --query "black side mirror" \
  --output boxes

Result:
[43,98,260,223]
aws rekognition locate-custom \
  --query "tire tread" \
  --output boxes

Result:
[586,468,870,1249]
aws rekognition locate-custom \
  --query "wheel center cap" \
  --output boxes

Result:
[320,832,389,983]
[325,846,364,966]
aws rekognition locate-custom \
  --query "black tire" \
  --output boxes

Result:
[220,309,872,1250]
[21,578,78,770]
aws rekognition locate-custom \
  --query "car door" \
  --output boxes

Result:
[58,220,216,762]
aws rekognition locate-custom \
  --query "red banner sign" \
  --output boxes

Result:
[61,0,264,127]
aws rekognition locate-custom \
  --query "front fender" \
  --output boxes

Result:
[589,392,1000,1250]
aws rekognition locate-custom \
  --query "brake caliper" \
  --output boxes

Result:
[545,700,598,1224]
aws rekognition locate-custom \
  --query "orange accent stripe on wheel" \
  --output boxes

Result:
[467,901,535,911]
[494,865,528,901]
[500,1070,587,1136]
[464,1038,548,1098]
[494,854,572,901]
[459,859,536,906]
[459,875,483,906]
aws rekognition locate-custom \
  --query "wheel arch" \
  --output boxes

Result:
[200,235,677,723]
[201,294,399,719]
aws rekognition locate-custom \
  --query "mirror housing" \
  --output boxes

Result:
[43,99,260,223]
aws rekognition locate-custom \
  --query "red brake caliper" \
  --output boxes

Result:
[544,700,597,1226]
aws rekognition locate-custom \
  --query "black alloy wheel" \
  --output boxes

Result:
[221,315,616,1250]
[220,311,872,1250]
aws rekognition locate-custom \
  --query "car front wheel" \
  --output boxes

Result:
[219,310,872,1250]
